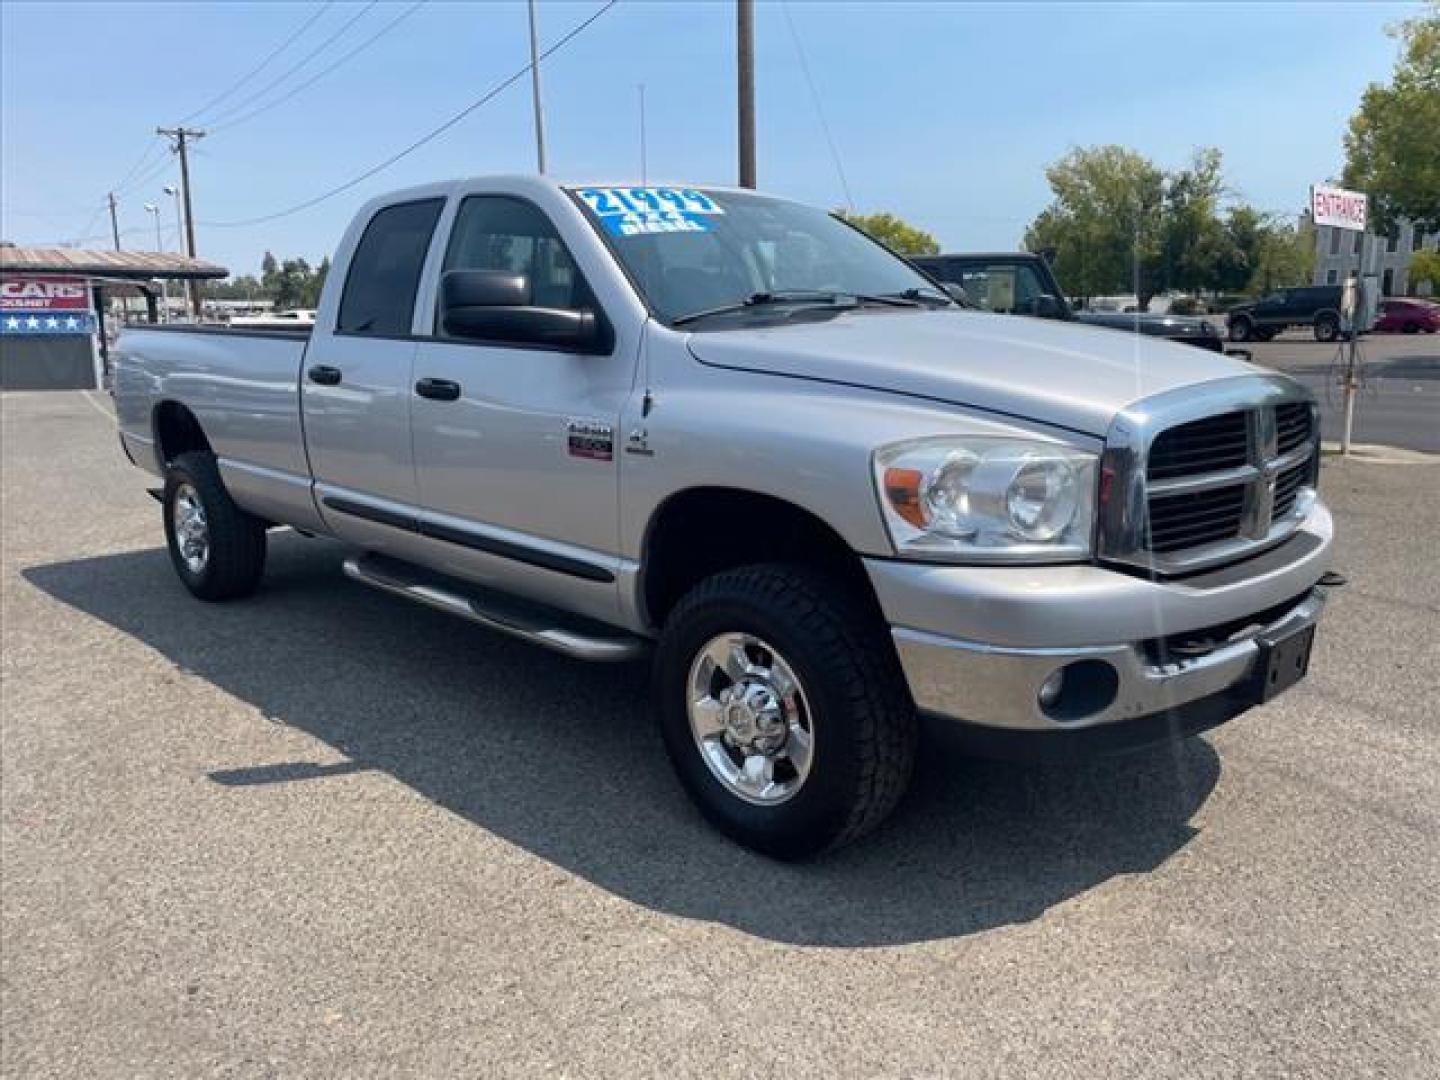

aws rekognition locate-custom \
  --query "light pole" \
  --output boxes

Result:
[162,184,185,250]
[163,185,186,321]
[144,203,170,324]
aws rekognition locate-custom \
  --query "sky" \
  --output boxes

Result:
[0,0,1420,278]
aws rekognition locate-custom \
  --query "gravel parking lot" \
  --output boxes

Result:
[3,390,1437,1078]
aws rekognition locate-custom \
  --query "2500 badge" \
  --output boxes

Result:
[566,418,614,461]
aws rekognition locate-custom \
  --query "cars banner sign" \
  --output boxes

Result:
[0,276,95,335]
[1310,184,1367,233]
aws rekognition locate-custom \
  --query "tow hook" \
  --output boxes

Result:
[1318,570,1348,592]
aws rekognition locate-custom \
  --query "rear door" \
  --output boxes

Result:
[408,193,636,615]
[302,196,444,542]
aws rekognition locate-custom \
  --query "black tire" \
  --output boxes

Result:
[1255,327,1279,342]
[1228,316,1253,342]
[654,563,917,860]
[1314,314,1340,342]
[162,451,267,601]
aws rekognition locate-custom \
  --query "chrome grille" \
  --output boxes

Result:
[1275,401,1312,456]
[1147,412,1249,480]
[1097,376,1319,574]
[1147,483,1247,553]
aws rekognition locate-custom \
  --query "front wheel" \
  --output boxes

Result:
[1228,316,1253,342]
[654,564,917,860]
[162,451,267,600]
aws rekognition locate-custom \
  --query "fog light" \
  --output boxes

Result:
[1037,669,1065,709]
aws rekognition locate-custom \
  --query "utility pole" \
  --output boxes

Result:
[157,126,205,319]
[527,0,547,173]
[107,193,121,251]
[737,0,756,188]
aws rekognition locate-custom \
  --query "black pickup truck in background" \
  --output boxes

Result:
[912,252,1229,353]
[1224,285,1344,343]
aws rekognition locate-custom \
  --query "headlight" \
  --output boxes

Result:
[873,437,1097,562]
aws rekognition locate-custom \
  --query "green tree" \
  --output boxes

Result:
[1160,148,1231,295]
[1343,2,1440,234]
[272,257,314,310]
[1248,218,1315,295]
[300,256,330,309]
[1410,249,1440,292]
[835,210,940,255]
[1022,145,1166,305]
[260,251,280,296]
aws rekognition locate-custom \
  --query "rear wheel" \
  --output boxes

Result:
[162,451,267,600]
[1315,314,1340,342]
[654,564,916,859]
[1228,315,1253,342]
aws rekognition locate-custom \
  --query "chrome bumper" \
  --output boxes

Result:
[893,588,1324,732]
[869,503,1332,734]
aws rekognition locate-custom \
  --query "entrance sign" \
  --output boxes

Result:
[1310,184,1367,232]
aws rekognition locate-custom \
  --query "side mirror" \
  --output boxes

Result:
[1024,294,1066,318]
[440,269,601,351]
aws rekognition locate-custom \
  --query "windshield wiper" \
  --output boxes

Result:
[671,289,930,327]
[884,286,954,307]
[671,290,858,327]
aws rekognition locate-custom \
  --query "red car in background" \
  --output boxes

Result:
[1374,297,1440,333]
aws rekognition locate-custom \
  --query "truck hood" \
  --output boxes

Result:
[685,308,1258,436]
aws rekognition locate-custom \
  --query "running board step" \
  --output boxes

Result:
[342,552,647,663]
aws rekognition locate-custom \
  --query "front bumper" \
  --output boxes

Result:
[867,503,1332,744]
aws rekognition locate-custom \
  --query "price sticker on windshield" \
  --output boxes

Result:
[577,186,724,237]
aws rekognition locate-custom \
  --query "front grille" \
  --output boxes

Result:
[1272,461,1310,519]
[1098,381,1319,574]
[1276,402,1313,456]
[1147,483,1247,552]
[1147,411,1249,480]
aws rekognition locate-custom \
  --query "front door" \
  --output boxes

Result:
[302,196,444,545]
[409,194,636,616]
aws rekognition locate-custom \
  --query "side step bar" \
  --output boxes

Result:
[342,552,647,663]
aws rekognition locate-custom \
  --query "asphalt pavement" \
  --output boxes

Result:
[2,391,1437,1078]
[1244,330,1439,453]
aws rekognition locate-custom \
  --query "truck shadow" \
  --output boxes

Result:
[24,534,1220,947]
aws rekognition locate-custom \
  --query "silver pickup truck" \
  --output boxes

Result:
[115,176,1334,858]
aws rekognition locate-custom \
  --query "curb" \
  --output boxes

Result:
[1320,442,1440,465]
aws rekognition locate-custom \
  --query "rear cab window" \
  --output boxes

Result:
[337,198,445,336]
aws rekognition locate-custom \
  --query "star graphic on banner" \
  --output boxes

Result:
[4,317,18,330]
[25,316,40,329]
[44,317,58,329]
[64,316,80,330]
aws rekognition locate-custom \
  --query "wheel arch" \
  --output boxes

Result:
[151,400,212,467]
[639,486,883,630]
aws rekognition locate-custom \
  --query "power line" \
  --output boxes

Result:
[210,1,427,135]
[203,1,380,129]
[203,0,619,229]
[178,1,336,124]
[780,1,852,212]
[111,136,167,195]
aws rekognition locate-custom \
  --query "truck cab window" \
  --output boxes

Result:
[439,196,595,329]
[336,198,444,336]
[949,263,1046,314]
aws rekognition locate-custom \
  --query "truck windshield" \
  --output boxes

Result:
[571,186,948,326]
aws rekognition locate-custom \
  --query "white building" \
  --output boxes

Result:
[1312,218,1438,296]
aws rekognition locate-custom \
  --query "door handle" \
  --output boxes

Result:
[415,377,461,402]
[307,364,342,386]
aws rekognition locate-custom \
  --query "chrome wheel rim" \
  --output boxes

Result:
[687,632,814,806]
[172,483,209,574]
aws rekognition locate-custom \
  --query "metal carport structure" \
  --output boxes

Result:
[1,247,227,390]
